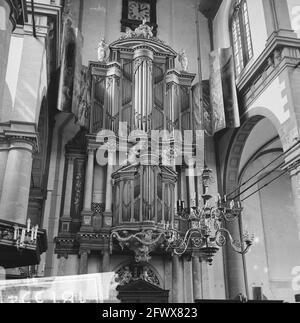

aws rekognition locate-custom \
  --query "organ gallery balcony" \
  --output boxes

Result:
[0,219,47,268]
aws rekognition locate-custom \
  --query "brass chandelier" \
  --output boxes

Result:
[166,166,254,264]
[110,166,254,265]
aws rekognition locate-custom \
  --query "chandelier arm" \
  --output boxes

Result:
[168,228,204,255]
[215,228,250,255]
[172,242,188,255]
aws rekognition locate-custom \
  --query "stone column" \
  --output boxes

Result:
[200,260,211,299]
[0,137,35,224]
[290,166,300,243]
[103,151,114,227]
[78,250,89,275]
[192,255,202,301]
[0,0,14,107]
[225,220,247,299]
[83,149,95,212]
[102,250,110,273]
[81,149,94,231]
[172,255,182,303]
[0,142,9,198]
[63,155,74,217]
[133,46,153,132]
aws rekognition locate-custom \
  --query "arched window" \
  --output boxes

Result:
[231,0,253,75]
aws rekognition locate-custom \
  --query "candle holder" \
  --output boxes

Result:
[165,166,254,264]
[13,222,39,250]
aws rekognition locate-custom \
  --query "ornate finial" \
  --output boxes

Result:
[178,50,188,72]
[97,38,110,63]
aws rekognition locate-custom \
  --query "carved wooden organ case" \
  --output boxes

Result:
[56,34,196,259]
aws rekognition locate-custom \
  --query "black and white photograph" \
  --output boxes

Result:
[0,0,300,309]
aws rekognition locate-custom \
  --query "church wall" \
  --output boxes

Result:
[244,65,300,154]
[77,0,210,79]
[290,68,300,138]
[246,73,290,126]
[288,0,300,38]
[247,0,268,61]
[240,146,300,302]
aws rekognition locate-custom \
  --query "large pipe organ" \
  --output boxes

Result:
[55,24,203,302]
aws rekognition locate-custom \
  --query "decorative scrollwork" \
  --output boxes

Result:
[171,166,254,263]
[115,264,160,287]
[111,229,166,263]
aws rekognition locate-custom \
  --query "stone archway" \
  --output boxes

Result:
[223,115,285,300]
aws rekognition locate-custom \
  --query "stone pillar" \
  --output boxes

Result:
[0,137,35,224]
[83,149,95,212]
[0,0,13,107]
[78,250,89,275]
[103,151,114,227]
[224,220,247,299]
[102,250,110,273]
[290,166,300,242]
[63,155,74,217]
[0,142,9,198]
[192,255,202,301]
[133,46,153,132]
[172,255,182,303]
[263,0,296,39]
[200,260,211,299]
[81,149,94,231]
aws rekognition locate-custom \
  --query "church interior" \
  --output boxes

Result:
[0,0,300,303]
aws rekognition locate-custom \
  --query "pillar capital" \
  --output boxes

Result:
[79,249,91,256]
[0,130,38,153]
[65,154,76,162]
[87,147,96,156]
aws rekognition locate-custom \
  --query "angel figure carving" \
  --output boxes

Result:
[135,19,153,39]
[97,38,110,62]
[124,27,135,39]
[178,50,188,72]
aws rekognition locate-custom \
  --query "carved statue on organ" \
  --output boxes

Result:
[97,38,110,62]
